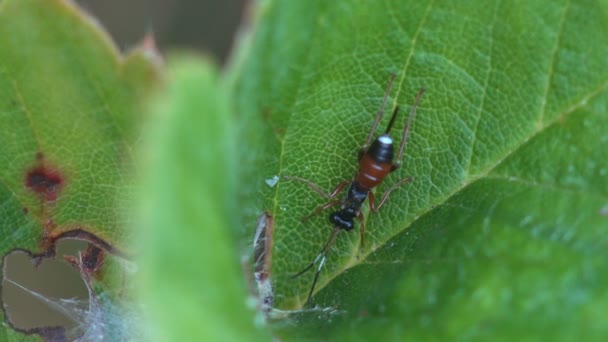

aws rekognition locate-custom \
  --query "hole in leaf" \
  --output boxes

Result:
[1,239,90,340]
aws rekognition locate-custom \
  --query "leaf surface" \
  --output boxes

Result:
[229,0,608,339]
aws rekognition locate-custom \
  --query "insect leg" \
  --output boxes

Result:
[283,176,350,221]
[368,177,413,212]
[357,211,366,252]
[283,176,349,199]
[302,200,341,222]
[292,226,341,304]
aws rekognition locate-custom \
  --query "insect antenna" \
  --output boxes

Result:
[384,105,400,134]
[291,226,341,303]
[395,88,426,162]
[364,73,397,147]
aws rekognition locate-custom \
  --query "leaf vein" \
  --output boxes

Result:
[464,0,501,177]
[339,70,608,290]
[537,0,571,129]
[483,175,608,200]
[391,0,434,105]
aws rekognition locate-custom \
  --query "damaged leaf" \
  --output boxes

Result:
[0,0,161,339]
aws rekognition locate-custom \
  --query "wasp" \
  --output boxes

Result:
[285,74,425,303]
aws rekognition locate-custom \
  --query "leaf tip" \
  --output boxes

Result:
[126,31,164,68]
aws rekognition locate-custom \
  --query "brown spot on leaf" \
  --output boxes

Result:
[38,219,59,253]
[22,207,29,215]
[43,219,58,231]
[64,243,105,275]
[274,127,285,136]
[25,166,63,202]
[81,244,104,273]
[29,228,127,267]
[53,229,126,258]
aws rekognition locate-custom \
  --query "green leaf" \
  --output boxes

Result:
[0,0,160,339]
[136,56,269,341]
[229,0,608,339]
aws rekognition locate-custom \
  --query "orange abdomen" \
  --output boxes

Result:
[355,153,392,190]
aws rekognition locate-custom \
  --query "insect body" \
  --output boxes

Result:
[285,74,425,304]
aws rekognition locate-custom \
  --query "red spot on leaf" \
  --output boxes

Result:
[44,219,57,231]
[84,246,104,272]
[25,166,63,201]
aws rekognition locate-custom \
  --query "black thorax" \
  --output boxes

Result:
[329,181,369,231]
